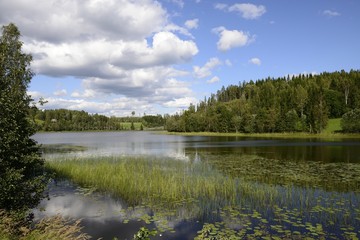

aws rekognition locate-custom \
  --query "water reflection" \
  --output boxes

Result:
[35,180,202,239]
[33,131,360,163]
[33,132,360,238]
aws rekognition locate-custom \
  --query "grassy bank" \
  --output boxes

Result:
[164,131,360,139]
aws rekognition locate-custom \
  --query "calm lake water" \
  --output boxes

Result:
[34,131,360,163]
[33,131,360,239]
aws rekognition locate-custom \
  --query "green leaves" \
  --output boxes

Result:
[0,23,48,212]
[341,108,360,133]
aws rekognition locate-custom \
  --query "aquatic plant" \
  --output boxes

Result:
[45,155,360,239]
[46,156,279,208]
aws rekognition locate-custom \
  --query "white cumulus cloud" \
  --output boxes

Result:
[193,58,221,79]
[185,19,199,29]
[212,27,254,51]
[53,89,67,96]
[249,58,261,65]
[215,3,266,19]
[228,3,266,19]
[207,76,220,84]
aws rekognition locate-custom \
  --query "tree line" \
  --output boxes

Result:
[166,70,360,133]
[28,108,165,131]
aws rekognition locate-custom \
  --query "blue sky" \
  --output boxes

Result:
[1,0,359,116]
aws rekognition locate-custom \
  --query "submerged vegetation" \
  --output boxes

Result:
[201,154,360,192]
[46,155,360,239]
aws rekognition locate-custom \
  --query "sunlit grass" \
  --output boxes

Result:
[46,156,279,208]
[324,118,342,134]
[0,210,89,240]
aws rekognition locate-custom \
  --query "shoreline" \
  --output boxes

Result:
[161,131,360,139]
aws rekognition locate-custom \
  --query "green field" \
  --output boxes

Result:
[323,118,342,134]
[119,122,143,130]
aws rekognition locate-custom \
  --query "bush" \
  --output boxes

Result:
[341,108,360,133]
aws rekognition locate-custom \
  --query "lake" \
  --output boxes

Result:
[33,131,360,239]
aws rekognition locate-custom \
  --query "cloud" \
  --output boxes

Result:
[53,89,67,96]
[185,19,199,29]
[0,0,167,42]
[27,91,43,99]
[163,24,193,38]
[77,68,193,104]
[215,3,266,19]
[207,76,220,84]
[228,3,266,19]
[0,0,201,115]
[249,57,261,65]
[38,96,153,117]
[225,59,232,66]
[214,3,228,10]
[171,0,184,8]
[193,58,221,78]
[163,97,198,108]
[25,32,197,77]
[212,27,254,51]
[322,10,341,17]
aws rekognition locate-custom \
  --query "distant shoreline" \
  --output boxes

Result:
[162,131,360,139]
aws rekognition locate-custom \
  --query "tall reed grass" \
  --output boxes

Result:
[46,156,279,207]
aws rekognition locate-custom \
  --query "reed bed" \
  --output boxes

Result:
[45,156,360,239]
[46,156,279,207]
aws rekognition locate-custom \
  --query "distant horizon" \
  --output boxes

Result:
[1,0,359,117]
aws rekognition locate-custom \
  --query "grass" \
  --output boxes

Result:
[120,122,143,130]
[44,155,360,239]
[323,118,342,134]
[46,156,278,207]
[0,210,89,240]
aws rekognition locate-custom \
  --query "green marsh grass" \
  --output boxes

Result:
[45,155,360,238]
[46,156,279,208]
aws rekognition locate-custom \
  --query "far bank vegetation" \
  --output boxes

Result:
[166,70,360,134]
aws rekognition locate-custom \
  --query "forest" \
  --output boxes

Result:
[166,70,360,133]
[29,70,360,134]
[29,108,165,131]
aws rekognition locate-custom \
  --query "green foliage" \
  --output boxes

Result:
[341,108,360,133]
[166,70,360,134]
[28,108,165,131]
[133,227,157,240]
[0,23,48,212]
[142,115,165,128]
